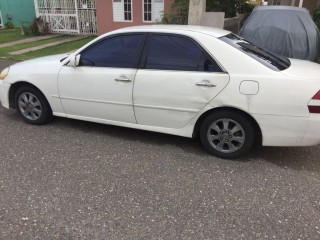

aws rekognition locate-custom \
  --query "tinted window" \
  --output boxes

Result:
[145,35,222,72]
[220,34,291,71]
[79,34,145,68]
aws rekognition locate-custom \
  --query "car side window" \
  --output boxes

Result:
[145,35,222,72]
[79,34,145,68]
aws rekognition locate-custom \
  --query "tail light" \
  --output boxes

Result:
[311,91,320,100]
[308,90,320,113]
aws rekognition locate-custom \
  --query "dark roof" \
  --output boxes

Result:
[253,6,310,13]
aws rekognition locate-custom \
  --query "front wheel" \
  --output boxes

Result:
[14,86,52,125]
[200,110,255,159]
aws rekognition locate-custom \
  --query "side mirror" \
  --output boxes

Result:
[69,54,81,67]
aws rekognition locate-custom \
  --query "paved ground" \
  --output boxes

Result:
[1,60,320,239]
[9,36,87,55]
[0,35,58,48]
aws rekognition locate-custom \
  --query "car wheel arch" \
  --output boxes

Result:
[192,107,262,146]
[9,82,51,111]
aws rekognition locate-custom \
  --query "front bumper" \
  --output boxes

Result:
[0,81,11,109]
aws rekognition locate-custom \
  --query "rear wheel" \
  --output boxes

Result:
[14,86,52,125]
[200,110,255,159]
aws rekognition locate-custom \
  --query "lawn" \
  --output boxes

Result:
[9,36,96,60]
[0,27,96,61]
[0,29,33,44]
[0,35,76,58]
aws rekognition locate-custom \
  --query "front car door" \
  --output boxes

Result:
[58,33,146,123]
[133,33,230,128]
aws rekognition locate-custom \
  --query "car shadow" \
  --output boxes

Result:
[247,145,320,173]
[3,111,320,173]
[52,117,320,172]
[51,116,208,156]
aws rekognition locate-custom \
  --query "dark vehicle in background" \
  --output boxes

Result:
[239,6,320,61]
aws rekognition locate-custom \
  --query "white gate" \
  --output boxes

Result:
[34,0,97,34]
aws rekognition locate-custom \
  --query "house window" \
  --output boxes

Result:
[113,0,133,22]
[144,0,152,22]
[143,0,164,23]
[124,0,132,21]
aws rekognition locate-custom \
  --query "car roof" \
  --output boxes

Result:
[253,6,310,13]
[112,25,231,38]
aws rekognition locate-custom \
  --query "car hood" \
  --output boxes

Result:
[10,53,69,70]
[281,59,320,80]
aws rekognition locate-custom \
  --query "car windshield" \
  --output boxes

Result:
[219,34,291,71]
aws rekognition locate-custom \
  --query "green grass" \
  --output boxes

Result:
[0,29,33,44]
[8,36,96,61]
[0,35,76,58]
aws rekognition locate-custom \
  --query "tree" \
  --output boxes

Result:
[207,0,247,18]
[161,0,189,24]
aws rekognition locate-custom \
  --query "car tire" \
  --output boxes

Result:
[14,86,52,125]
[200,110,255,159]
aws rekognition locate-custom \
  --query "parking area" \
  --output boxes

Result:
[1,59,320,239]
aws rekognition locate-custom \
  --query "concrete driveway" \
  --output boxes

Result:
[1,59,320,239]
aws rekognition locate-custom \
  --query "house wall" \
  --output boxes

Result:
[0,0,35,27]
[96,0,172,35]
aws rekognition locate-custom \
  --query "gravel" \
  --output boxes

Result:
[1,59,320,239]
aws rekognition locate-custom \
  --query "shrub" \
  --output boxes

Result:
[20,20,33,35]
[31,17,50,35]
[161,0,189,24]
[206,0,247,18]
[4,20,15,29]
[239,2,257,14]
[161,0,248,24]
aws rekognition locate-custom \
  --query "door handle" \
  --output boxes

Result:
[115,77,132,82]
[196,80,216,87]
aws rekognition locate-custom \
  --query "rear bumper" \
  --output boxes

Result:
[0,81,11,109]
[253,113,320,147]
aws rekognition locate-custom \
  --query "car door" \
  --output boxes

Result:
[58,33,146,123]
[133,33,230,128]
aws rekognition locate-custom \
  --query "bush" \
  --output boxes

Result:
[314,6,320,29]
[4,20,15,29]
[20,20,33,35]
[239,2,257,14]
[161,0,248,24]
[21,25,33,35]
[161,0,189,24]
[31,17,50,35]
[206,0,247,18]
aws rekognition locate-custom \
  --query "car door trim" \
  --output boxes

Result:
[59,96,132,107]
[134,104,199,113]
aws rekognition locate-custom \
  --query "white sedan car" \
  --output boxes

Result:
[1,25,320,158]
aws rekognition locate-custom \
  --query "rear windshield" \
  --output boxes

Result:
[220,34,291,71]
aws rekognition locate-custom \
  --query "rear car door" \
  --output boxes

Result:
[133,33,230,128]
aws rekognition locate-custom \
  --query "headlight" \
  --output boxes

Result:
[0,67,10,80]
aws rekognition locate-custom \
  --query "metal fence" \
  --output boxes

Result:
[34,0,97,34]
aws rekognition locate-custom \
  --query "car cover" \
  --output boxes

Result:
[239,6,320,61]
